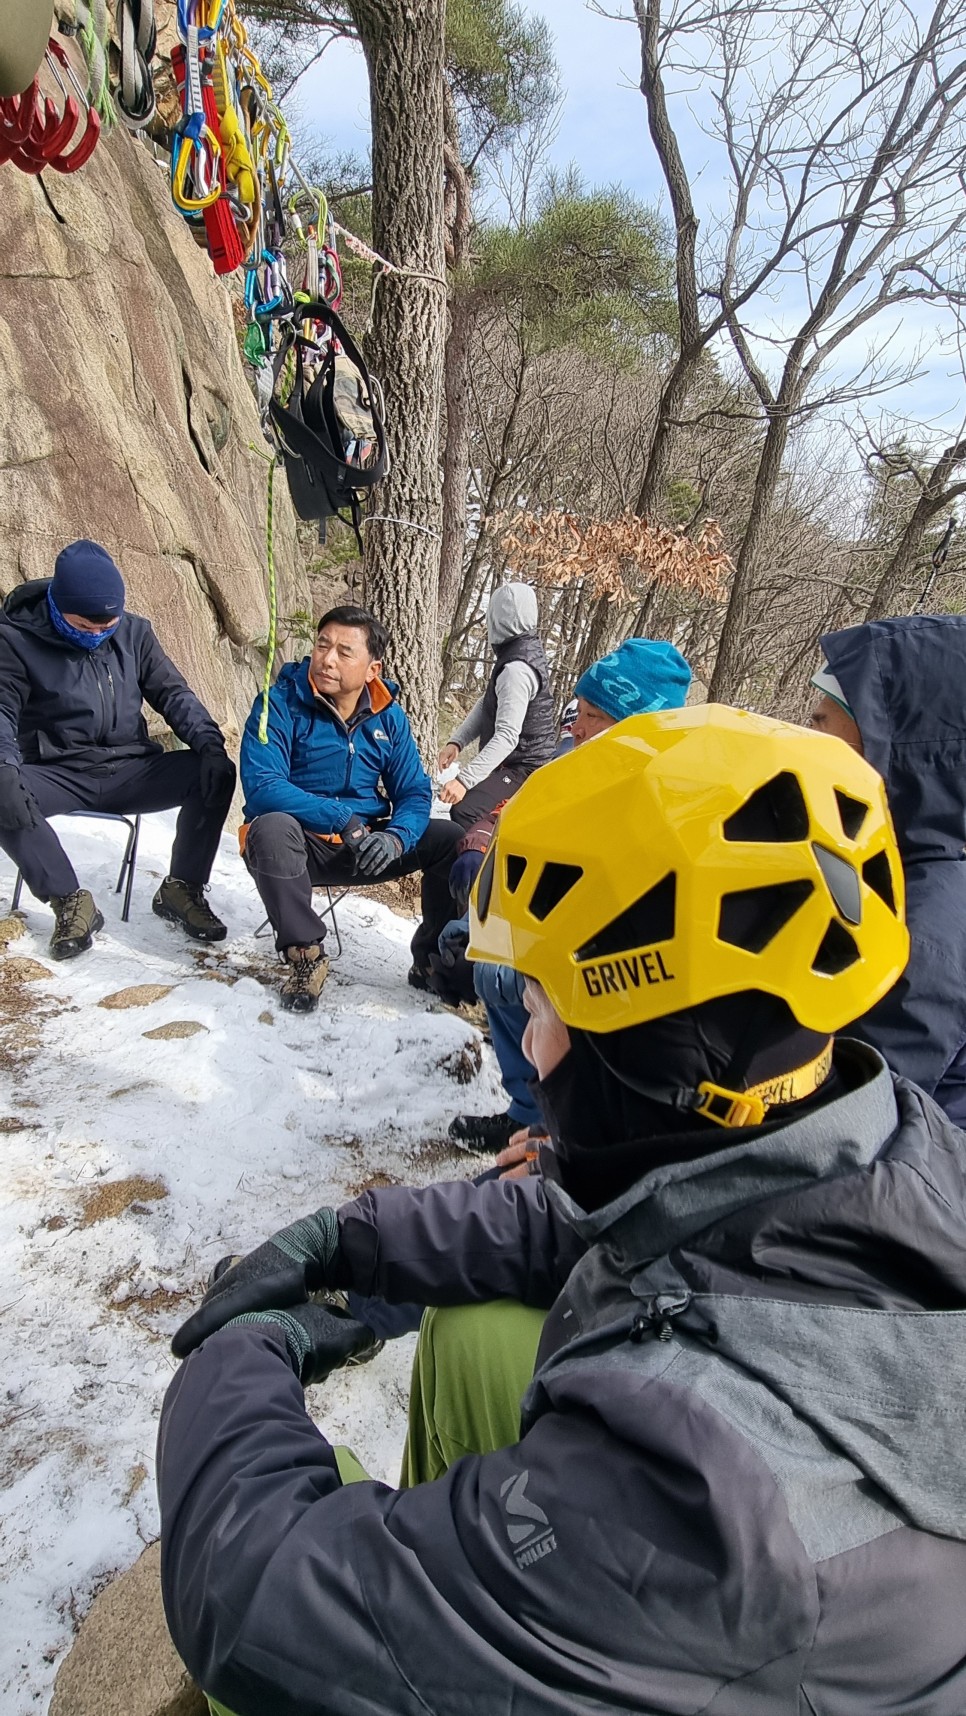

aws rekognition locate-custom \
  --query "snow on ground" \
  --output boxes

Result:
[0,811,503,1713]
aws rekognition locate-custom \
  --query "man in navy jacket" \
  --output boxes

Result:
[810,614,966,1125]
[0,540,235,959]
[240,604,459,1012]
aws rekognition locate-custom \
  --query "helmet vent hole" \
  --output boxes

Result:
[812,843,862,925]
[529,862,583,922]
[476,845,496,923]
[834,790,869,841]
[505,854,527,894]
[723,772,809,843]
[575,873,676,962]
[718,879,814,953]
[812,920,860,975]
[862,850,897,915]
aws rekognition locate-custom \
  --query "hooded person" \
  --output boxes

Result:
[160,706,966,1716]
[447,634,693,1150]
[0,540,235,958]
[810,613,966,1124]
[436,582,556,831]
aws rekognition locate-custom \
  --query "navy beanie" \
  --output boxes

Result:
[574,637,691,722]
[50,541,125,619]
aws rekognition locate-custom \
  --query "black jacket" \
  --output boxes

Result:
[158,1044,966,1715]
[825,614,966,1123]
[0,581,223,767]
[479,630,556,774]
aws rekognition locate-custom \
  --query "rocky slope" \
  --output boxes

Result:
[0,120,308,748]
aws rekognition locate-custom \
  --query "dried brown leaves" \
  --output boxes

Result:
[496,511,732,604]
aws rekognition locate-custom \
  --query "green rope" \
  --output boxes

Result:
[258,453,280,744]
[76,0,116,127]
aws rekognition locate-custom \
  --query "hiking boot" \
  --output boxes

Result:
[280,945,329,1013]
[448,1110,517,1154]
[152,876,227,942]
[49,889,104,960]
[407,963,430,993]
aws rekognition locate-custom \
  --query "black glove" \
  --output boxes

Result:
[449,849,484,910]
[437,915,469,969]
[225,1302,380,1386]
[171,1206,340,1358]
[339,813,369,853]
[0,764,39,832]
[355,829,402,877]
[198,745,236,807]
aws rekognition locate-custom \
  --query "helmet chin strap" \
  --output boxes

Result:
[583,1025,835,1130]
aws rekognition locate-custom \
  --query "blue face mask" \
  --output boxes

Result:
[48,589,121,650]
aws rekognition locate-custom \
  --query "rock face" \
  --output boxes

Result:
[0,117,309,749]
[49,1540,207,1716]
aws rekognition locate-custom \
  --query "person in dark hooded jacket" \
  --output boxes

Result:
[810,613,966,1125]
[160,706,966,1716]
[0,540,235,959]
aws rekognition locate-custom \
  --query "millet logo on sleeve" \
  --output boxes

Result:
[580,948,675,998]
[501,1470,558,1569]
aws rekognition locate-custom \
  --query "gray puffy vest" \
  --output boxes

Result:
[479,631,556,774]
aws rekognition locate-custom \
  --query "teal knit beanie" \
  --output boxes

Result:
[574,637,691,722]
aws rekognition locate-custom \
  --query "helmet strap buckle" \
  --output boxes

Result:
[693,1040,834,1129]
[693,1082,767,1129]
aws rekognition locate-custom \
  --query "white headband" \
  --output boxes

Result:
[810,665,854,718]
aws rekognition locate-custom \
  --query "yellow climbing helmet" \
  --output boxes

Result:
[468,704,908,1035]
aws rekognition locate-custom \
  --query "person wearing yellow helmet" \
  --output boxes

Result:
[161,707,966,1716]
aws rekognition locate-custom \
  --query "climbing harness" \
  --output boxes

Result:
[266,296,388,551]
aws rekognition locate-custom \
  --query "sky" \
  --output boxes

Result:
[293,0,966,450]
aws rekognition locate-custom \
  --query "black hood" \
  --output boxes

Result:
[822,614,966,862]
[1,578,76,652]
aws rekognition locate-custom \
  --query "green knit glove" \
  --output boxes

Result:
[224,1305,380,1385]
[171,1208,340,1359]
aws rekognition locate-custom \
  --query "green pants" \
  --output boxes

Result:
[206,1300,545,1716]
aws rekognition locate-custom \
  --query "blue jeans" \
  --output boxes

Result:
[473,960,541,1128]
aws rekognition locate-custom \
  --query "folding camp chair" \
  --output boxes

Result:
[11,811,142,923]
[254,884,349,958]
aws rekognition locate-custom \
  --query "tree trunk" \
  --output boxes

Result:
[440,335,529,686]
[635,349,701,519]
[633,0,704,523]
[864,440,966,620]
[708,405,794,702]
[438,292,474,639]
[350,0,447,758]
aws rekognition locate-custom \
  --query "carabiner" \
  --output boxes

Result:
[44,101,100,173]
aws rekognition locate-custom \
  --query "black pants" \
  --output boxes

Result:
[244,812,461,965]
[449,764,531,831]
[0,752,235,901]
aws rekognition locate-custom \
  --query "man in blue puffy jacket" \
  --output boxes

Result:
[240,605,459,1012]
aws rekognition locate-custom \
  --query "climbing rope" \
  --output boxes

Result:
[254,448,280,744]
[73,0,115,126]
